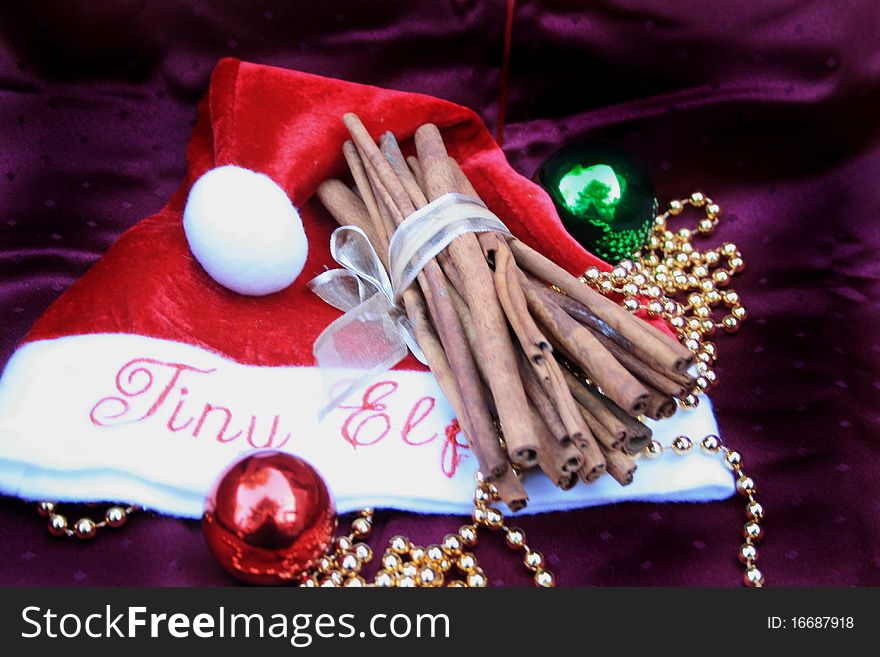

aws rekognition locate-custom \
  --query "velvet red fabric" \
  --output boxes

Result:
[25,59,666,367]
[1,0,878,587]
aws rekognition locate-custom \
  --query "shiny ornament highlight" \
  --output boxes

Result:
[537,142,656,262]
[202,451,336,585]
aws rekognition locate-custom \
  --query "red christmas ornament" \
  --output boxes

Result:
[202,451,336,585]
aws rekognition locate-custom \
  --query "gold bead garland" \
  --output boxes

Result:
[37,501,137,539]
[299,477,556,588]
[642,433,765,587]
[34,192,762,587]
[301,428,766,588]
[581,192,747,408]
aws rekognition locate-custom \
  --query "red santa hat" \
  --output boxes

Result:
[0,59,731,518]
[23,58,613,363]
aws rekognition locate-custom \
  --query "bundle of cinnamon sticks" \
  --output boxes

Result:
[316,114,696,510]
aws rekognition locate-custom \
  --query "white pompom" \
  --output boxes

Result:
[183,165,308,296]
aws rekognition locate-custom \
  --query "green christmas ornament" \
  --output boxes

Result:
[537,141,657,263]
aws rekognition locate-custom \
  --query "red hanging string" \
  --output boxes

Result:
[496,0,516,146]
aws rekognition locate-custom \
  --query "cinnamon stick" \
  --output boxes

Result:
[414,123,538,467]
[590,328,692,398]
[578,459,606,484]
[578,406,621,453]
[533,407,584,474]
[494,245,551,372]
[380,132,428,209]
[540,281,634,351]
[380,137,462,303]
[561,367,627,450]
[535,410,585,489]
[642,384,678,420]
[565,367,653,454]
[343,140,389,243]
[446,282,540,468]
[513,342,607,480]
[314,179,384,260]
[496,246,588,438]
[406,155,425,193]
[600,446,638,486]
[401,290,508,474]
[509,239,695,374]
[493,467,528,512]
[445,157,589,446]
[530,293,655,451]
[516,350,569,445]
[571,422,606,483]
[523,276,651,416]
[317,173,508,477]
[596,389,653,455]
[325,117,672,493]
[587,382,651,453]
[340,116,507,477]
[544,283,696,397]
[352,145,401,241]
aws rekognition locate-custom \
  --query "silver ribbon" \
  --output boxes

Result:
[388,193,511,302]
[309,193,511,418]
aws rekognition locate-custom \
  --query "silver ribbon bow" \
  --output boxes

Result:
[309,193,510,418]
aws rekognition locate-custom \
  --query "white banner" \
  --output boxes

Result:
[0,334,733,517]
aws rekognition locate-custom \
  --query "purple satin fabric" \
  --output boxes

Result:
[1,0,878,586]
